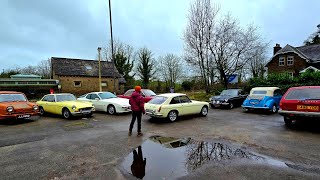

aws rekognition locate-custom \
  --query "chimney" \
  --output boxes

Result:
[273,43,281,55]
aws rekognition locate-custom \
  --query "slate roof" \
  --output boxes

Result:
[266,44,320,66]
[51,57,126,83]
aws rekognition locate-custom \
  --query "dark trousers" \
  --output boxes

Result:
[129,111,142,132]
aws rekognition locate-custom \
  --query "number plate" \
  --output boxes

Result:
[297,105,319,111]
[17,114,31,119]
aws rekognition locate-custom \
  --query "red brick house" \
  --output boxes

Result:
[265,44,320,77]
[51,57,126,95]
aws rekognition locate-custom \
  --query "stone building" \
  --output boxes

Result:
[51,57,126,95]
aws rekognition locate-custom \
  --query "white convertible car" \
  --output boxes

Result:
[77,92,131,115]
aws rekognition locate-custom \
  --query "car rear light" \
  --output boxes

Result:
[158,106,162,112]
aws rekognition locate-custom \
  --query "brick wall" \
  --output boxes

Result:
[267,53,307,76]
[53,75,121,95]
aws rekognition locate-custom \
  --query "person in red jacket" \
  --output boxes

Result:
[129,86,145,136]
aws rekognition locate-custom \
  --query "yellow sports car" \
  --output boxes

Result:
[37,93,95,119]
[144,93,209,122]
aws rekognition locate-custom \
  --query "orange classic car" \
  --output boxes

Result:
[0,91,40,120]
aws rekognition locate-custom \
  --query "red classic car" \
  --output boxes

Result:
[278,86,320,126]
[0,91,40,120]
[117,89,156,103]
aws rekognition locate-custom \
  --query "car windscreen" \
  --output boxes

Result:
[148,96,167,104]
[99,92,117,99]
[0,94,27,102]
[56,94,76,102]
[143,89,156,96]
[285,88,320,100]
[221,90,238,96]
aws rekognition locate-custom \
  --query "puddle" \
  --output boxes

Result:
[120,135,288,179]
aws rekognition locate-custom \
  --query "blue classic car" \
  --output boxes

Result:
[242,87,282,113]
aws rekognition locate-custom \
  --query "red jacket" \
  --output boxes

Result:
[129,91,145,113]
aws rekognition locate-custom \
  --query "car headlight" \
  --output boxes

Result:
[7,106,14,112]
[72,105,76,110]
[33,105,38,110]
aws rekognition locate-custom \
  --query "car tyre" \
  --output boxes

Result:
[85,112,93,117]
[284,116,293,127]
[168,110,178,122]
[200,106,208,116]
[242,108,249,113]
[39,107,45,116]
[107,105,116,115]
[62,108,72,119]
[271,104,278,113]
[210,104,216,109]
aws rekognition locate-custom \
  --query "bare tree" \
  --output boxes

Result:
[157,54,184,89]
[103,39,134,63]
[183,0,220,93]
[209,14,262,88]
[136,47,156,88]
[36,59,51,78]
[245,42,269,78]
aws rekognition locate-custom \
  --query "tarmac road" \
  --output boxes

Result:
[0,107,320,180]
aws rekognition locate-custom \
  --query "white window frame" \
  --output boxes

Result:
[287,56,294,66]
[74,81,82,87]
[287,72,294,78]
[279,57,285,66]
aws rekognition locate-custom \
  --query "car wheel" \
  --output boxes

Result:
[271,104,278,113]
[210,104,216,109]
[242,108,249,113]
[284,116,293,127]
[229,102,234,109]
[200,106,208,116]
[168,110,178,122]
[85,112,93,117]
[39,107,45,116]
[107,105,116,115]
[62,108,72,119]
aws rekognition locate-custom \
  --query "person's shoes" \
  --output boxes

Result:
[128,131,132,136]
[137,132,143,136]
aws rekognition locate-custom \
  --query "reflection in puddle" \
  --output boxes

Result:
[121,135,287,179]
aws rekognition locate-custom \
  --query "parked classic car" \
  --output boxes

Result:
[278,86,320,126]
[117,89,156,103]
[37,93,95,119]
[209,89,247,109]
[242,87,282,113]
[144,93,209,122]
[0,91,40,120]
[77,91,131,115]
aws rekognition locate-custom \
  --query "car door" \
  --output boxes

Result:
[42,95,56,114]
[178,96,194,115]
[273,89,282,105]
[90,93,104,111]
[169,97,184,115]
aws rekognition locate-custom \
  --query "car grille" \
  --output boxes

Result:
[80,107,93,111]
[146,109,155,113]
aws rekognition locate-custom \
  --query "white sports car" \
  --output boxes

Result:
[77,92,131,115]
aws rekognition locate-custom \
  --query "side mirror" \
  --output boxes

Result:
[95,98,100,101]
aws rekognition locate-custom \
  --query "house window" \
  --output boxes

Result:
[287,72,294,78]
[74,81,82,87]
[287,56,294,65]
[279,57,285,66]
[101,81,108,87]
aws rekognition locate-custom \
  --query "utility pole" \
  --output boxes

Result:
[108,0,116,94]
[98,47,102,92]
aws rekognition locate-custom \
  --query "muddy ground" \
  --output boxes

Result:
[0,107,320,180]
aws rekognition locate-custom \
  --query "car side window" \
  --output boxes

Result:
[124,90,134,96]
[170,97,180,104]
[274,89,282,96]
[47,95,55,102]
[42,95,49,102]
[90,94,99,100]
[86,94,92,99]
[179,96,191,103]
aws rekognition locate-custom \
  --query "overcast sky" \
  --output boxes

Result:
[0,0,319,72]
